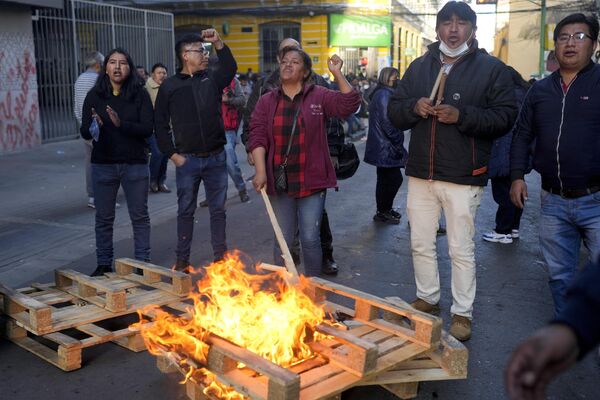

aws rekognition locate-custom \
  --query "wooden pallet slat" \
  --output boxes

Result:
[55,269,127,312]
[2,312,147,371]
[0,283,53,335]
[307,278,442,349]
[310,323,378,377]
[1,281,188,336]
[114,258,192,296]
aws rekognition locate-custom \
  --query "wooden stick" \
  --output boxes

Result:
[428,67,445,102]
[260,188,300,284]
[435,72,448,106]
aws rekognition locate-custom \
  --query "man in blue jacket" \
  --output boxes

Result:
[510,13,600,316]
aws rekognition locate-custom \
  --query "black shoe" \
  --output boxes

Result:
[437,226,447,236]
[239,190,250,203]
[389,209,401,219]
[158,183,171,193]
[149,182,159,193]
[321,258,338,275]
[199,199,208,207]
[373,211,400,225]
[174,259,190,273]
[91,265,113,277]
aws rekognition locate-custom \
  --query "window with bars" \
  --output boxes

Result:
[259,22,300,74]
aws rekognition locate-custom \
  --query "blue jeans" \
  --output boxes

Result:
[148,135,168,184]
[225,130,246,192]
[540,189,600,315]
[175,151,228,262]
[92,163,150,266]
[270,191,326,276]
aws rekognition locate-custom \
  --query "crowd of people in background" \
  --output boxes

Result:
[72,2,600,398]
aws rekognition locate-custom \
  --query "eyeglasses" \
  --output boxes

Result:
[556,32,593,44]
[186,49,209,56]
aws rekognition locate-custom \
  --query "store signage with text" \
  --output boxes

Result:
[329,15,391,47]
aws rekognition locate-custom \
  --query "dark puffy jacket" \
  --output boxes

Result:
[510,62,600,190]
[388,41,517,186]
[154,45,237,158]
[488,84,529,178]
[364,86,408,168]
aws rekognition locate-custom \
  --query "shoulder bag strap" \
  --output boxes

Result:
[281,105,302,167]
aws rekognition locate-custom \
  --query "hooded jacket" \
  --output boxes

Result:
[388,41,517,186]
[247,84,361,195]
[154,45,237,158]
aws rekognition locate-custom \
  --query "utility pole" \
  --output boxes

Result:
[539,0,547,76]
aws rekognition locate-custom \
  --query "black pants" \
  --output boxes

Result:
[491,176,523,234]
[320,209,334,259]
[376,167,403,212]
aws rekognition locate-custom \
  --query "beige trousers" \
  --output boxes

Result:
[406,177,483,318]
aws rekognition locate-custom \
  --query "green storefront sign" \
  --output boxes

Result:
[329,14,391,47]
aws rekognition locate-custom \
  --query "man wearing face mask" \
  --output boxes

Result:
[388,1,517,341]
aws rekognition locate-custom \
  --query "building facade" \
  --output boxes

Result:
[124,0,439,78]
[0,0,61,154]
[494,0,599,79]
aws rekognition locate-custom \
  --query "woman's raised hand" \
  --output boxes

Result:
[327,55,344,74]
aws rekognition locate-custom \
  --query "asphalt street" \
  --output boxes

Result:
[0,136,598,400]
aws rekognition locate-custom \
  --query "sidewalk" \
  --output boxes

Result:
[0,138,255,288]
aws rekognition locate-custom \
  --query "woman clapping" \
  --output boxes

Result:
[80,48,154,276]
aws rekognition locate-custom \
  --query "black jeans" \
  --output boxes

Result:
[491,176,523,234]
[376,167,403,212]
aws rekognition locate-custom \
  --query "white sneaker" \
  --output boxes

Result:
[482,230,513,244]
[511,229,520,239]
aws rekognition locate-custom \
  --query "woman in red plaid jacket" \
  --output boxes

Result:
[248,46,360,277]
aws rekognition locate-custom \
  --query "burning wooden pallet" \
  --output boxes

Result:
[147,273,465,400]
[0,258,192,370]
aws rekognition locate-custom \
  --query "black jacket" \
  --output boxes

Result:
[80,87,153,164]
[154,45,237,158]
[553,257,600,358]
[388,41,517,186]
[241,70,345,156]
[510,62,600,190]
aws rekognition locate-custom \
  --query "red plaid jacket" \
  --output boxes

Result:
[248,83,361,196]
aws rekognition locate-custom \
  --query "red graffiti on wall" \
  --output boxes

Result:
[0,49,41,152]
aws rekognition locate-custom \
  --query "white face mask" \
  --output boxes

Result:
[439,30,473,58]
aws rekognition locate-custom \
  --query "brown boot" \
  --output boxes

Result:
[450,314,472,341]
[410,298,440,316]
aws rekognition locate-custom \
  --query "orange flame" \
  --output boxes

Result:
[133,252,327,398]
